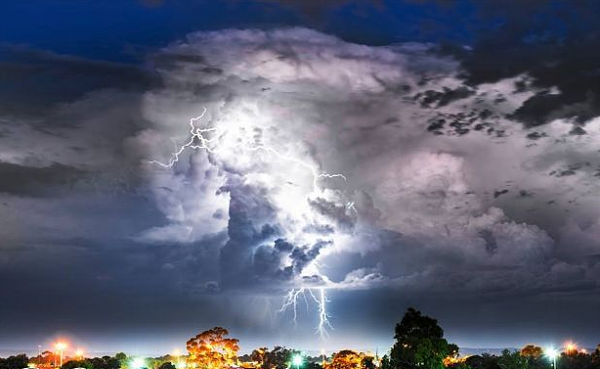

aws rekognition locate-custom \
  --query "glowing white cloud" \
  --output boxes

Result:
[131,27,600,338]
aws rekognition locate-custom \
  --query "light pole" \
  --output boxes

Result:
[55,342,68,368]
[291,354,303,369]
[173,349,183,369]
[545,347,558,369]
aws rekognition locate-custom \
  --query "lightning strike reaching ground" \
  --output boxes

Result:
[310,288,334,339]
[278,287,333,339]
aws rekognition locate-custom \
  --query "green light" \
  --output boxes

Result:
[292,354,303,368]
[131,358,146,369]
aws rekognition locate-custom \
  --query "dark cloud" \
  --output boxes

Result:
[0,44,158,116]
[255,0,379,17]
[0,161,85,197]
[3,9,600,351]
[415,86,476,108]
[309,197,356,231]
[219,182,281,289]
[493,189,509,199]
[456,0,600,127]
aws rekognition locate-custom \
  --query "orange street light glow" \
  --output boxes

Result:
[565,341,578,354]
[55,342,68,351]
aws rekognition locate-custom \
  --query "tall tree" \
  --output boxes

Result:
[186,327,239,369]
[262,347,294,369]
[497,350,529,369]
[250,347,268,368]
[325,350,363,369]
[389,308,458,369]
[520,346,543,360]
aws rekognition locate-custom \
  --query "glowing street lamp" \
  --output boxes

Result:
[291,354,303,369]
[545,347,558,369]
[565,342,577,355]
[55,342,68,367]
[172,349,184,369]
[131,357,146,369]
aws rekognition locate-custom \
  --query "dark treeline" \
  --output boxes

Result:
[2,308,600,369]
[0,354,28,369]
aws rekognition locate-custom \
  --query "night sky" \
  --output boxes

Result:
[1,0,600,357]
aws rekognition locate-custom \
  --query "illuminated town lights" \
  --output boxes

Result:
[75,349,84,359]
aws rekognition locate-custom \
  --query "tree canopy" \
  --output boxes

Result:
[389,307,458,369]
[186,327,239,369]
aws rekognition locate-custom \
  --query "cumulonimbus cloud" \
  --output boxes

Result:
[133,27,600,298]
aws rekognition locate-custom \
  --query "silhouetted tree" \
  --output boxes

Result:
[62,359,93,369]
[250,348,268,368]
[559,351,595,369]
[498,350,528,369]
[593,345,600,368]
[158,362,177,369]
[306,362,323,369]
[520,345,547,369]
[0,354,29,369]
[263,347,294,369]
[380,355,391,369]
[115,352,128,367]
[389,307,457,369]
[362,356,375,369]
[465,354,500,369]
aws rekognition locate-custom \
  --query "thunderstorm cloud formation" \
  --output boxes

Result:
[2,7,600,353]
[136,28,598,295]
[133,28,600,344]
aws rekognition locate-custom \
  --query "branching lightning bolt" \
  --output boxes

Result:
[278,288,307,326]
[309,288,334,339]
[278,287,333,339]
[149,107,347,191]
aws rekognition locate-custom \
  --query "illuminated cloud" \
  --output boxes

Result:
[2,21,600,348]
[133,28,600,305]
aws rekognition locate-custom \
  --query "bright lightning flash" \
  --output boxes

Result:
[278,287,333,339]
[150,107,346,191]
[151,106,350,339]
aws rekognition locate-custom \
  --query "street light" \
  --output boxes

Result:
[565,342,577,355]
[172,349,184,369]
[55,342,68,367]
[545,347,558,369]
[291,354,303,369]
[131,357,146,369]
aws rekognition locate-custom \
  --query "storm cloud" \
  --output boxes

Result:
[2,11,600,352]
[131,27,600,306]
